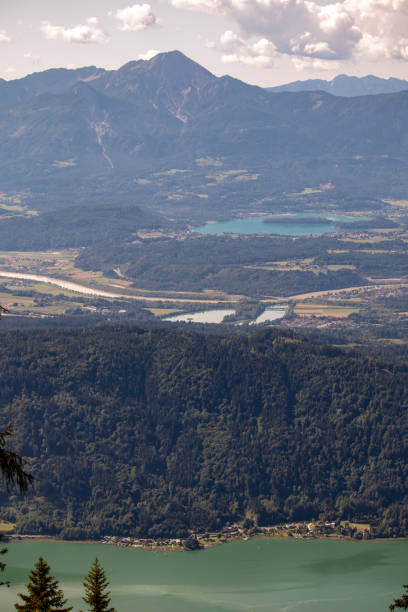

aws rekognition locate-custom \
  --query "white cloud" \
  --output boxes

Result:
[218,30,276,66]
[172,0,223,11]
[138,49,160,60]
[41,17,108,44]
[0,30,11,42]
[292,56,342,72]
[113,4,157,31]
[171,0,408,64]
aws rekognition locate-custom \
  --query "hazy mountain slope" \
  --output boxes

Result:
[2,52,408,205]
[0,66,106,109]
[268,74,408,96]
[91,51,217,121]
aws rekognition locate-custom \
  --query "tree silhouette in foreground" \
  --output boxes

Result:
[0,540,8,587]
[81,558,117,612]
[1,426,34,586]
[15,557,72,611]
[1,425,33,494]
[390,585,408,610]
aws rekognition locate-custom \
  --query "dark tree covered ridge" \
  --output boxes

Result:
[0,325,407,539]
[0,203,171,251]
[76,234,368,298]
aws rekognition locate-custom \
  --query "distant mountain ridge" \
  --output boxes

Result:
[0,65,105,108]
[2,51,408,206]
[268,74,408,97]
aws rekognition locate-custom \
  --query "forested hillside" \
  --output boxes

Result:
[0,326,407,539]
[0,203,172,250]
[76,233,367,297]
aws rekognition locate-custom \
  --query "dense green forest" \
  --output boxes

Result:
[76,234,368,297]
[0,203,172,251]
[0,325,407,539]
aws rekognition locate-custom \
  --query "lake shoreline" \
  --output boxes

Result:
[194,213,370,237]
[4,536,408,612]
[8,522,400,553]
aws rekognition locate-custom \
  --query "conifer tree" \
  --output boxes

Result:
[0,534,9,587]
[15,556,72,611]
[82,558,116,612]
[1,426,33,588]
[0,425,33,495]
[390,585,408,610]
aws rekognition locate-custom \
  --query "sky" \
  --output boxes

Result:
[1,0,408,86]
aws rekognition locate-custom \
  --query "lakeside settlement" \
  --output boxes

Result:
[98,521,372,551]
[3,520,372,552]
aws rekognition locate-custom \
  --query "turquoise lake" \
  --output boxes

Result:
[2,539,407,611]
[194,214,367,236]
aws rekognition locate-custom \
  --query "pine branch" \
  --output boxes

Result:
[0,426,34,493]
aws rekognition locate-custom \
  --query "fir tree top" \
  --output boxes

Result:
[82,558,117,612]
[15,556,72,612]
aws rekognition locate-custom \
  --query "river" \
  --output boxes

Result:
[2,539,407,611]
[0,271,231,305]
[0,271,129,299]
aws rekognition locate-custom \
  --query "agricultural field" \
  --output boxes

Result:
[147,308,183,316]
[294,304,360,318]
[291,187,323,196]
[383,199,408,208]
[0,250,134,292]
[0,520,15,532]
[0,192,38,218]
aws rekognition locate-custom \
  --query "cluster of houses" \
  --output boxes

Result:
[101,535,184,549]
[281,317,358,330]
[267,521,371,539]
[100,520,371,550]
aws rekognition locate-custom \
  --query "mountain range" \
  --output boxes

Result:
[2,51,408,209]
[268,74,408,97]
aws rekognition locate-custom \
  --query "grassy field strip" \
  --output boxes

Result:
[342,236,394,243]
[147,308,183,316]
[326,264,356,271]
[294,304,359,318]
[267,282,408,302]
[247,262,355,273]
[358,249,402,254]
[383,199,408,207]
[0,520,16,531]
[291,187,323,196]
[245,264,307,271]
[365,277,404,283]
[6,281,81,298]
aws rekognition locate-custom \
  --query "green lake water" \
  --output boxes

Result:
[194,214,367,236]
[2,539,408,611]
